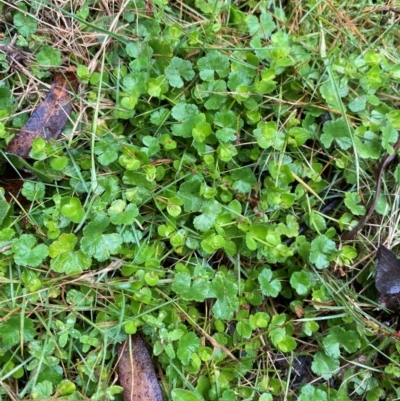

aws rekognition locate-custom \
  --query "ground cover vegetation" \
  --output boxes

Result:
[0,0,400,400]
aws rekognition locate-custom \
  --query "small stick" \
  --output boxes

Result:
[342,138,400,240]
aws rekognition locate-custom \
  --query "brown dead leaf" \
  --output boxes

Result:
[6,71,79,158]
[117,334,164,401]
[375,245,400,311]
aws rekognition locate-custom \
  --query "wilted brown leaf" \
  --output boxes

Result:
[117,334,164,401]
[6,71,78,158]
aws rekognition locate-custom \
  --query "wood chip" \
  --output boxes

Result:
[6,71,78,158]
[117,334,164,401]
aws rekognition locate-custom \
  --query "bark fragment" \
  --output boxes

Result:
[6,71,78,158]
[117,334,164,401]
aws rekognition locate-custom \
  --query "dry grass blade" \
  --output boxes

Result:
[6,71,79,158]
[117,334,164,401]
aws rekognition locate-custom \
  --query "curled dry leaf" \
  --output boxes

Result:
[117,334,164,401]
[6,71,79,158]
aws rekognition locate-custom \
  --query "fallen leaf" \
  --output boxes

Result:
[375,245,400,310]
[6,71,78,158]
[117,333,164,401]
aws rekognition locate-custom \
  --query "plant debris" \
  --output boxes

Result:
[117,334,163,401]
[342,138,400,240]
[6,71,78,158]
[375,245,400,311]
[3,1,400,399]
